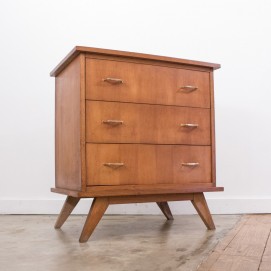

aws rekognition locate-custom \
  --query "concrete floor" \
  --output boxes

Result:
[0,214,240,271]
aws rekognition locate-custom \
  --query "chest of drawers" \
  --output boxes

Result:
[50,46,223,242]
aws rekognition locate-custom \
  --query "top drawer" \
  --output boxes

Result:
[86,58,211,108]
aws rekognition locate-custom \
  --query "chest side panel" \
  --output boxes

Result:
[55,56,81,190]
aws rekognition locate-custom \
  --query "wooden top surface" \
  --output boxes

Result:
[50,46,221,76]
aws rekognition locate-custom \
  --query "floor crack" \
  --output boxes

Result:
[258,222,271,271]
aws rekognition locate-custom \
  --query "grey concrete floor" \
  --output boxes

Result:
[0,214,240,271]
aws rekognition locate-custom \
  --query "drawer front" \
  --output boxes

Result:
[86,144,211,186]
[86,58,210,108]
[86,101,211,145]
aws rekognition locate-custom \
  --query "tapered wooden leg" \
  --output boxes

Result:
[79,197,109,243]
[191,193,215,230]
[156,202,174,220]
[54,196,80,229]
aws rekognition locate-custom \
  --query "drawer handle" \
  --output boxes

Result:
[181,162,199,167]
[102,120,124,125]
[180,123,199,128]
[180,85,198,92]
[103,163,124,168]
[103,77,123,84]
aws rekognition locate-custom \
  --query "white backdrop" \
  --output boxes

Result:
[1,0,271,215]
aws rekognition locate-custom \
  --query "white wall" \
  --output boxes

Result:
[1,0,271,215]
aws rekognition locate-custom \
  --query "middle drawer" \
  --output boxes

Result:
[86,101,211,145]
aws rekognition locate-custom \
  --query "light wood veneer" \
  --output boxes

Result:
[86,58,211,108]
[86,144,211,186]
[86,101,211,145]
[51,46,223,242]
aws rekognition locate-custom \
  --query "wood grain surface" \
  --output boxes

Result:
[50,46,220,76]
[86,100,211,145]
[55,56,81,191]
[198,215,271,271]
[86,144,211,186]
[86,58,211,108]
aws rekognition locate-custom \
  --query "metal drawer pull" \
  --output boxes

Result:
[103,77,123,84]
[181,162,200,167]
[180,85,198,92]
[102,120,124,125]
[103,163,124,168]
[180,123,199,128]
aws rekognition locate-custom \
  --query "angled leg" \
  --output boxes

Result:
[156,202,174,220]
[55,196,80,229]
[79,197,109,243]
[191,193,215,230]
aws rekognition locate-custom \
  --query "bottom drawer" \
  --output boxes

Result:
[86,144,211,186]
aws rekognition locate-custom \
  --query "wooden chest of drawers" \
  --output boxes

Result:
[50,46,223,242]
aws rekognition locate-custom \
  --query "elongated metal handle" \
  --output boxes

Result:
[102,120,124,125]
[181,162,199,167]
[179,85,198,92]
[103,77,123,84]
[180,123,199,128]
[103,163,124,168]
